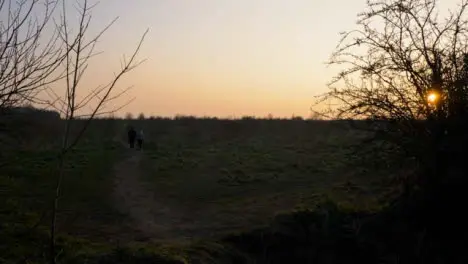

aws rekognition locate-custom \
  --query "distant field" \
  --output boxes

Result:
[137,119,387,240]
[0,117,392,247]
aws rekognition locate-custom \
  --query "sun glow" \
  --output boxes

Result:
[427,92,439,104]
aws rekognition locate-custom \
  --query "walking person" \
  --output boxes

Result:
[127,126,137,148]
[136,129,144,150]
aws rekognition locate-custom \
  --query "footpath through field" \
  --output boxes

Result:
[111,140,210,241]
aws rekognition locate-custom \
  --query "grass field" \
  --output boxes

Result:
[137,119,386,239]
[0,116,396,262]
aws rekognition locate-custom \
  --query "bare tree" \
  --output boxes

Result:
[0,0,67,111]
[125,112,134,120]
[317,0,468,203]
[44,1,148,262]
[321,0,468,155]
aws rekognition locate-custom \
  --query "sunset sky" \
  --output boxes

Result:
[61,0,459,118]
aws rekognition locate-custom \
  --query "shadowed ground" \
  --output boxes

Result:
[112,144,219,242]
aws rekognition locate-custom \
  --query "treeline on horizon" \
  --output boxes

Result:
[1,106,446,126]
[1,105,332,122]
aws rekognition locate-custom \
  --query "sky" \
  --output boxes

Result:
[55,0,372,119]
[4,0,465,118]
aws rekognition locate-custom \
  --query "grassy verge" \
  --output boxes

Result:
[0,138,128,262]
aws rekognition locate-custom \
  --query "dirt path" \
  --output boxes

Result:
[112,146,210,241]
[112,148,175,240]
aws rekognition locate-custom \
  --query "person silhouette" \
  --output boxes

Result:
[136,129,144,150]
[127,126,137,148]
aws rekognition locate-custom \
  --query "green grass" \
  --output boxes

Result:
[137,119,388,238]
[0,137,127,243]
[0,117,395,262]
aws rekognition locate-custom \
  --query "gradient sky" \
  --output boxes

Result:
[59,0,456,118]
[59,0,372,118]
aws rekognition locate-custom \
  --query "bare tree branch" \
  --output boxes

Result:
[322,0,468,122]
[0,0,69,110]
[317,0,468,196]
[47,1,148,262]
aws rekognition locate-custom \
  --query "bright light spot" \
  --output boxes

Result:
[427,92,439,104]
